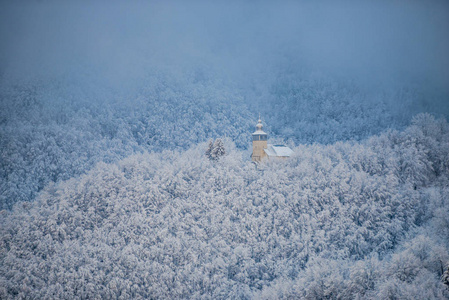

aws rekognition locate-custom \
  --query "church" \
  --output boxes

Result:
[251,117,293,162]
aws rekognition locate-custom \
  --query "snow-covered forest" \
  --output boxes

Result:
[1,1,449,299]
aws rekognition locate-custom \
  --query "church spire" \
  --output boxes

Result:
[256,119,263,131]
[255,114,264,132]
[252,114,268,162]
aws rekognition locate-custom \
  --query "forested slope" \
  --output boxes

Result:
[1,1,449,299]
[0,73,254,210]
[1,114,448,299]
[2,70,445,210]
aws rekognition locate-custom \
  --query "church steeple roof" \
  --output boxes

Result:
[253,115,267,135]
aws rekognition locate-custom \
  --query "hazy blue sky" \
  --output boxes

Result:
[1,1,448,95]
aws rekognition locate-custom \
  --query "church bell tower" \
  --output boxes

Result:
[252,116,268,162]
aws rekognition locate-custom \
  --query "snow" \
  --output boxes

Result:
[252,130,267,135]
[1,1,448,298]
[264,144,294,157]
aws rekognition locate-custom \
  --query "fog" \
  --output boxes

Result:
[2,2,449,298]
[1,1,448,96]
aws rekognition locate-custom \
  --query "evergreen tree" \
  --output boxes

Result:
[205,140,214,160]
[212,138,226,161]
[206,139,226,161]
[443,264,449,289]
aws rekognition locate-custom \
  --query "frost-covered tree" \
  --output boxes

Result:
[1,115,448,299]
[443,264,449,289]
[205,138,226,161]
[212,138,226,161]
[205,140,214,160]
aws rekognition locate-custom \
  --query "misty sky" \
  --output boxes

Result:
[1,0,448,97]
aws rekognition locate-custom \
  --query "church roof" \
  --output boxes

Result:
[264,144,294,157]
[253,129,267,135]
[253,117,267,135]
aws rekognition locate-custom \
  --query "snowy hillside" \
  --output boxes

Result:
[1,1,449,299]
[1,115,449,298]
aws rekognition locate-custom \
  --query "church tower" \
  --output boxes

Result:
[252,116,268,162]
